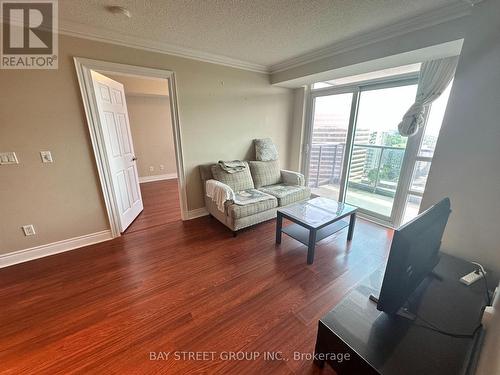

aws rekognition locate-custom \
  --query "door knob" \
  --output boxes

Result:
[132,156,137,161]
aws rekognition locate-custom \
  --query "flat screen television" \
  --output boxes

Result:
[374,198,451,315]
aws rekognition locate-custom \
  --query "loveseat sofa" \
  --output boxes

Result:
[200,160,311,234]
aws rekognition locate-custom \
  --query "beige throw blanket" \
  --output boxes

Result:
[218,160,246,173]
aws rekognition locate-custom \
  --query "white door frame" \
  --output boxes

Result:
[74,57,188,238]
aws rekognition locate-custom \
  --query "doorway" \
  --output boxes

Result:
[74,58,187,238]
[103,71,180,233]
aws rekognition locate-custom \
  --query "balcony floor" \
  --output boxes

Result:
[311,184,419,225]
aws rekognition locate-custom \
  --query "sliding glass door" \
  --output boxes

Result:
[306,93,354,201]
[344,84,417,221]
[304,78,420,226]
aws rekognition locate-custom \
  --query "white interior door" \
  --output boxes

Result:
[91,71,143,232]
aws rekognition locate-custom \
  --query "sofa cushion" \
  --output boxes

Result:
[248,160,281,188]
[211,162,254,191]
[281,169,305,186]
[228,190,277,219]
[254,138,278,161]
[258,184,311,206]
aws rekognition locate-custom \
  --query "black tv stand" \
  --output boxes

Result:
[368,270,446,321]
[429,270,444,281]
[314,254,494,375]
[368,294,416,321]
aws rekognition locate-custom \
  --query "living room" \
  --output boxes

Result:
[1,1,499,374]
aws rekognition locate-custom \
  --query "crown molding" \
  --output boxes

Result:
[58,2,471,76]
[269,2,472,74]
[58,19,269,74]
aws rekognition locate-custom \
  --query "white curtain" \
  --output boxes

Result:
[398,56,459,136]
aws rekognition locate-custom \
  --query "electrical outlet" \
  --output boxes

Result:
[149,166,154,172]
[22,225,36,236]
[0,152,19,165]
[160,164,165,171]
[460,270,485,286]
[40,151,53,163]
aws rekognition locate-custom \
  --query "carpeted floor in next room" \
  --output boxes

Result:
[0,179,393,374]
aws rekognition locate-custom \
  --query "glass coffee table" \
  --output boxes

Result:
[276,197,357,264]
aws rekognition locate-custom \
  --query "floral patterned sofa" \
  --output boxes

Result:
[199,160,310,235]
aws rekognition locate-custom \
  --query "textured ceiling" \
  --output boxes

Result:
[59,0,460,67]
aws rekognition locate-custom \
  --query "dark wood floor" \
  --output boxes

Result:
[0,180,393,374]
[125,179,181,234]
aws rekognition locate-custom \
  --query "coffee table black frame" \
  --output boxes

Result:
[275,198,357,264]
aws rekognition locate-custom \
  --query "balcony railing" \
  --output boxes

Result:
[309,143,405,197]
[308,143,345,188]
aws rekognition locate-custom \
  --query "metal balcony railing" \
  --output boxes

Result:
[309,143,405,197]
[308,143,345,188]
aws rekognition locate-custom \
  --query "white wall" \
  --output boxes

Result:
[421,0,500,272]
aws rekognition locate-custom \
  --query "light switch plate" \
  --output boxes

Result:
[22,225,36,236]
[40,151,53,163]
[0,152,18,165]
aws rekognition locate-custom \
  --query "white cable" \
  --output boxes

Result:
[471,261,486,274]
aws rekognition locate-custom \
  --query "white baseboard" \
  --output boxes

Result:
[0,230,113,269]
[185,207,209,220]
[139,173,177,183]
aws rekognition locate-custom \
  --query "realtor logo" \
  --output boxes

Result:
[1,0,58,69]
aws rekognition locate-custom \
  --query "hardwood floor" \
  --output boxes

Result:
[0,180,393,374]
[125,179,181,234]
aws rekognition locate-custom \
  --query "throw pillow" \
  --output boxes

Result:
[248,160,281,188]
[254,138,278,161]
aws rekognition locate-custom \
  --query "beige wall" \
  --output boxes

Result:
[0,34,294,254]
[126,95,176,178]
[421,0,500,272]
[106,74,169,96]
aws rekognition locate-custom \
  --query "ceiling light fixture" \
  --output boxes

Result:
[462,0,483,5]
[106,5,132,18]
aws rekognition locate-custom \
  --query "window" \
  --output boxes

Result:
[306,65,454,227]
[401,82,453,224]
[418,82,453,158]
[306,74,420,226]
[345,84,418,218]
[307,93,353,199]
